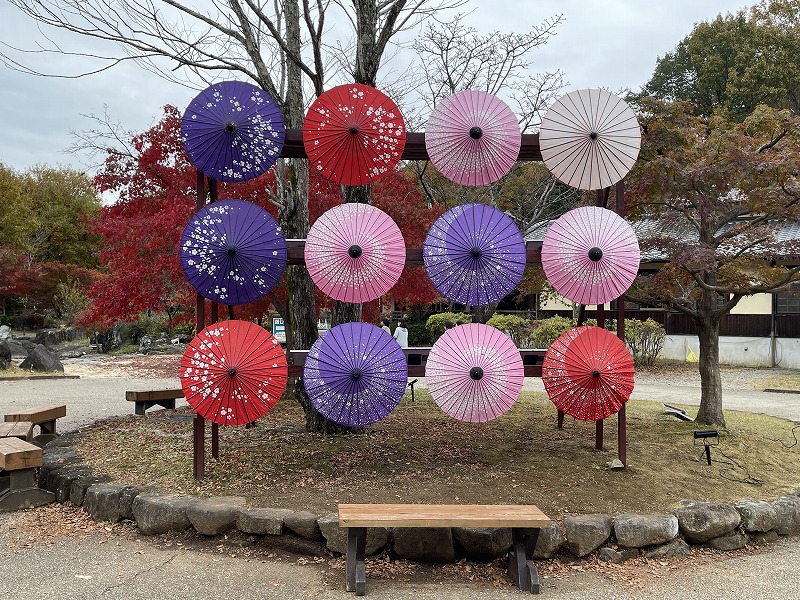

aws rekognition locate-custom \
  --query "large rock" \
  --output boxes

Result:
[237,507,294,536]
[452,527,512,562]
[533,522,565,559]
[733,500,779,533]
[614,513,678,548]
[19,344,64,372]
[393,527,456,563]
[706,532,749,551]
[3,339,29,359]
[132,494,197,535]
[673,502,741,544]
[598,547,639,564]
[0,324,11,340]
[69,474,112,506]
[563,514,612,557]
[284,510,323,540]
[48,466,92,503]
[0,340,10,370]
[84,484,143,523]
[317,513,388,555]
[34,329,65,348]
[772,496,800,535]
[187,496,247,535]
[644,539,692,559]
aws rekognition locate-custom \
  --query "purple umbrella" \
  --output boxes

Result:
[423,203,526,306]
[180,199,287,305]
[181,81,285,182]
[303,323,408,427]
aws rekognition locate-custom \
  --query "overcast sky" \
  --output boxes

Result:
[1,0,749,173]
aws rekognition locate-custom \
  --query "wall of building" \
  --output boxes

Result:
[730,293,771,315]
[661,334,800,368]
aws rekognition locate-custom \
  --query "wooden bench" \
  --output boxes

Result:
[338,504,551,595]
[126,389,184,415]
[0,421,33,441]
[0,437,55,511]
[4,404,66,443]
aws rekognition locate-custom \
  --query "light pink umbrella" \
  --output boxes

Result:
[305,203,406,303]
[541,206,640,306]
[425,90,521,186]
[539,88,641,191]
[425,323,524,423]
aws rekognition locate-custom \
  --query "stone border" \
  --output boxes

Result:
[37,435,800,565]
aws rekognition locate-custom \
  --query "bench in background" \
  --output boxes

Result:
[338,503,551,595]
[4,404,66,444]
[0,421,33,442]
[126,389,184,415]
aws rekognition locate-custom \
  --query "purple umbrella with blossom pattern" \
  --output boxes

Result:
[423,203,526,307]
[179,199,287,305]
[181,81,285,182]
[303,322,408,427]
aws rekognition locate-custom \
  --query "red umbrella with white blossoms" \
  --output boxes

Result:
[303,83,406,186]
[180,320,287,425]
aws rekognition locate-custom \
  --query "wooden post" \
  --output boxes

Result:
[615,180,628,467]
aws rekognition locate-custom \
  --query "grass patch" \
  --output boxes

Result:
[76,390,800,517]
[752,373,800,391]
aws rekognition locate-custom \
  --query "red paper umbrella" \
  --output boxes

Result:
[303,83,406,186]
[180,320,288,425]
[542,326,634,421]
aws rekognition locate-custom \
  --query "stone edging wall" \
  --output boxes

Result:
[38,436,800,565]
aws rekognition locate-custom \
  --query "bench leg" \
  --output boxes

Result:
[0,469,54,512]
[136,399,178,415]
[509,527,542,594]
[346,527,367,595]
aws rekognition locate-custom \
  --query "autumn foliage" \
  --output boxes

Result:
[80,105,443,330]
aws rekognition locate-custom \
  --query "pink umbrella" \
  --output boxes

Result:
[425,90,521,186]
[305,203,406,303]
[539,89,641,191]
[541,206,640,305]
[425,323,524,423]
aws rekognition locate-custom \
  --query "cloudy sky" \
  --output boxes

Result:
[1,0,749,173]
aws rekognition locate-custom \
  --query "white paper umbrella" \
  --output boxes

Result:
[539,89,641,191]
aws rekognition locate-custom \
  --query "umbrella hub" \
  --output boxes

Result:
[349,126,359,135]
[228,367,237,377]
[469,247,483,260]
[348,244,363,259]
[589,131,598,140]
[224,121,238,133]
[226,246,237,257]
[469,366,484,381]
[592,370,601,378]
[588,246,603,261]
[350,368,363,381]
[469,126,484,140]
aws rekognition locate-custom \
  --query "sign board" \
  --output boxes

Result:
[272,317,286,343]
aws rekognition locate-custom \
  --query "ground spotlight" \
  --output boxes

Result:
[693,429,719,465]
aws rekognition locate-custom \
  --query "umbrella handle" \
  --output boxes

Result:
[228,305,235,320]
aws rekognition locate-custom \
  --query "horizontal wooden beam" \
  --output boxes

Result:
[282,130,542,162]
[287,240,543,267]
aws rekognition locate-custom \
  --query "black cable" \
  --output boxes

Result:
[764,424,800,449]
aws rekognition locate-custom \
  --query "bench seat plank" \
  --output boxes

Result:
[339,504,551,528]
[0,421,33,441]
[4,404,66,425]
[0,437,43,470]
[126,389,185,402]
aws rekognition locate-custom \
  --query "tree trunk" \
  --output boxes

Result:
[694,317,726,428]
[280,0,353,434]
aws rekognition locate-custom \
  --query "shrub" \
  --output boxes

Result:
[486,314,534,347]
[407,321,430,346]
[530,315,573,348]
[625,318,666,366]
[425,312,471,343]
